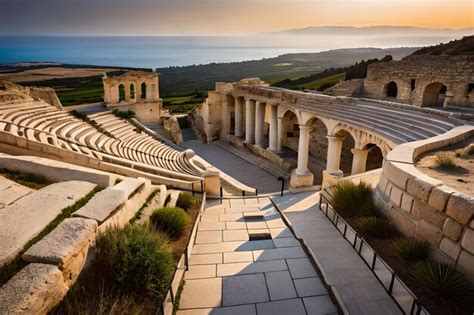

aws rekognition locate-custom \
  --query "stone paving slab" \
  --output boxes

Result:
[223,229,248,242]
[217,260,287,277]
[294,277,328,297]
[0,181,97,267]
[222,274,269,306]
[303,295,339,315]
[253,247,306,261]
[72,188,126,223]
[177,304,256,315]
[195,231,222,244]
[223,251,253,263]
[184,264,217,279]
[179,278,222,309]
[0,177,33,206]
[189,253,223,266]
[256,298,307,315]
[265,270,297,300]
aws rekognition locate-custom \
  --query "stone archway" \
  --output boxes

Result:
[422,82,447,107]
[305,117,329,184]
[334,129,356,175]
[141,82,147,99]
[385,81,398,98]
[364,143,384,171]
[280,110,299,152]
[118,84,125,102]
[129,83,135,100]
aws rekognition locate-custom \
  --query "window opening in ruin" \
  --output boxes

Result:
[130,84,135,100]
[118,84,125,102]
[411,79,416,91]
[468,83,474,93]
[141,82,147,99]
[385,81,398,98]
[422,82,447,107]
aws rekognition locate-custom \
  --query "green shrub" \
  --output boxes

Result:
[176,192,199,210]
[94,224,174,302]
[409,261,473,306]
[394,238,430,262]
[434,153,457,168]
[113,109,136,120]
[355,216,397,239]
[151,207,190,239]
[332,181,377,217]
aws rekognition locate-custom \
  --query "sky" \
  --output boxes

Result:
[0,0,473,35]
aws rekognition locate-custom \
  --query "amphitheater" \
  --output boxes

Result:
[0,56,473,315]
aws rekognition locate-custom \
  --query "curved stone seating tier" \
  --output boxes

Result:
[247,86,460,145]
[0,103,202,182]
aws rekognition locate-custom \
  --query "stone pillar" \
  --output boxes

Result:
[234,97,243,137]
[269,104,278,151]
[326,135,345,172]
[443,91,454,108]
[125,84,131,102]
[277,117,283,151]
[351,148,370,175]
[255,101,266,147]
[289,125,314,189]
[222,96,230,135]
[135,81,141,101]
[203,166,221,196]
[245,99,256,144]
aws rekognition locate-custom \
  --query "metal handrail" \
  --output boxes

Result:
[318,197,429,315]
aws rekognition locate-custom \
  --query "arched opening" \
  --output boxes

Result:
[365,144,384,171]
[118,84,125,102]
[130,83,135,100]
[335,129,355,175]
[280,110,299,151]
[422,82,447,107]
[141,82,147,99]
[385,81,398,98]
[306,117,329,184]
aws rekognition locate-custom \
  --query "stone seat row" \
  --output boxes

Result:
[0,103,200,177]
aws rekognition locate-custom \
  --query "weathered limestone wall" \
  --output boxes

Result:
[103,71,162,124]
[364,55,474,108]
[29,87,63,109]
[374,126,474,278]
[162,114,184,145]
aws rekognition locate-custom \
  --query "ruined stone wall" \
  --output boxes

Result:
[363,55,474,108]
[374,126,474,278]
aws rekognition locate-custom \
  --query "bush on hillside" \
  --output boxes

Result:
[332,181,377,217]
[176,192,199,211]
[113,109,135,120]
[94,224,174,302]
[394,238,430,262]
[151,207,190,239]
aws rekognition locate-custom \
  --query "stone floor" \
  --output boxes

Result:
[0,176,33,209]
[182,142,281,193]
[271,191,403,315]
[177,197,338,315]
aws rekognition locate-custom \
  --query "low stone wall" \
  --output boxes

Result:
[374,126,474,277]
[0,177,154,314]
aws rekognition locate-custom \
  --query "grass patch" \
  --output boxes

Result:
[332,181,377,217]
[394,238,430,262]
[295,72,346,91]
[434,153,457,168]
[455,143,474,159]
[0,168,49,189]
[151,207,190,239]
[355,216,397,239]
[0,187,100,286]
[56,86,104,106]
[409,261,474,309]
[176,192,199,211]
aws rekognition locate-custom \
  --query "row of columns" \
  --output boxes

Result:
[231,96,372,181]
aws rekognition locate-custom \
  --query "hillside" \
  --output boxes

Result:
[410,35,474,56]
[157,47,417,93]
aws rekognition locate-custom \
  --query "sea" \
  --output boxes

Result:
[0,35,462,69]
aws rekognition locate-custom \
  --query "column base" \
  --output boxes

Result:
[289,169,314,190]
[321,170,344,189]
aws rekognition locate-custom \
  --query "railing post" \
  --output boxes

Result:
[192,182,195,196]
[242,190,245,197]
[255,188,258,196]
[371,252,377,271]
[220,186,223,197]
[278,176,285,197]
[388,273,396,294]
[200,180,204,193]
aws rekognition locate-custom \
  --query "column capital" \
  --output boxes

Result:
[298,125,312,131]
[326,135,345,142]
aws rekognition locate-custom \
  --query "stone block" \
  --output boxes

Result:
[389,207,416,237]
[442,218,463,241]
[415,220,443,246]
[461,228,474,255]
[400,193,414,213]
[289,170,314,190]
[428,185,455,212]
[222,274,269,306]
[439,237,461,261]
[446,192,474,225]
[72,188,127,224]
[110,177,145,199]
[0,263,68,314]
[458,250,474,276]
[377,174,388,193]
[22,218,97,286]
[384,181,393,197]
[265,271,297,300]
[382,162,414,190]
[389,186,403,207]
[407,175,442,203]
[0,181,97,267]
[412,200,445,228]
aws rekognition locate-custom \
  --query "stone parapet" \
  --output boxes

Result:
[375,125,474,277]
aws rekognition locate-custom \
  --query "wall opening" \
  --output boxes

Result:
[118,84,125,102]
[141,82,147,99]
[365,144,384,171]
[385,81,398,98]
[422,82,447,107]
[130,83,135,100]
[335,129,355,175]
[411,79,416,91]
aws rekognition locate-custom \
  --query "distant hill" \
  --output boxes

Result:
[271,26,473,37]
[157,47,417,93]
[410,36,474,56]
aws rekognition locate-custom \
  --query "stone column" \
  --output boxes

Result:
[255,101,266,147]
[125,84,131,102]
[135,81,141,101]
[277,117,283,151]
[269,104,278,151]
[222,96,230,135]
[326,135,345,172]
[296,125,311,175]
[351,148,370,175]
[245,99,256,144]
[234,97,243,137]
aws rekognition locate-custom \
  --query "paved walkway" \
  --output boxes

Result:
[0,176,33,209]
[182,142,281,193]
[177,197,338,315]
[271,191,403,315]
